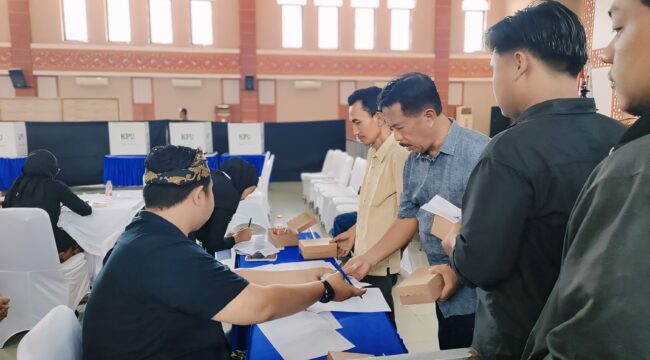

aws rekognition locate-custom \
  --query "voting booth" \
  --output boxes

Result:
[0,122,28,157]
[169,122,213,153]
[108,122,150,155]
[228,123,264,155]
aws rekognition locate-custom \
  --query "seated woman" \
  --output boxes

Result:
[2,149,92,307]
[192,157,259,256]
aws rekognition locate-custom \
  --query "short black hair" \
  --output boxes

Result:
[180,108,188,115]
[143,146,210,209]
[644,0,650,6]
[485,1,587,77]
[378,72,442,117]
[348,86,382,116]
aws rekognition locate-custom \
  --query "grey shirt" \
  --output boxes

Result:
[398,119,489,318]
[522,112,650,360]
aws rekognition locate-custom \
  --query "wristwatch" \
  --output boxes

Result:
[320,279,335,303]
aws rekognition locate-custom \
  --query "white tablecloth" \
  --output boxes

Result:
[59,191,144,281]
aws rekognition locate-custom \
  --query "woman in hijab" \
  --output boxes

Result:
[193,157,259,256]
[2,149,92,262]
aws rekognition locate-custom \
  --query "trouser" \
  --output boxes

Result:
[331,212,357,237]
[53,226,81,253]
[435,305,475,350]
[363,273,398,328]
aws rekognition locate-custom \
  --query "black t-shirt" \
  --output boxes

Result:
[82,211,249,360]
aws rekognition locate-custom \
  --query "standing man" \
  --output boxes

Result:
[345,73,490,349]
[438,2,627,358]
[523,0,650,358]
[179,108,188,121]
[330,86,409,326]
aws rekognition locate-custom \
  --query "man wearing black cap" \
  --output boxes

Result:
[82,145,365,360]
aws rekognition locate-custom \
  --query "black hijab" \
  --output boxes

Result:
[4,149,59,208]
[219,157,259,196]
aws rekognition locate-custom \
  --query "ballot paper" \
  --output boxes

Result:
[258,311,353,360]
[307,287,391,313]
[233,234,279,256]
[254,260,371,288]
[421,195,461,222]
[318,311,342,330]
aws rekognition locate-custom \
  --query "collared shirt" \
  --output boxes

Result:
[398,120,490,318]
[355,133,409,276]
[523,112,650,360]
[82,211,249,360]
[451,98,627,358]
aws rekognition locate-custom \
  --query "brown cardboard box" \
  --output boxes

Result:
[267,212,318,248]
[431,215,461,240]
[395,267,444,305]
[327,351,374,360]
[299,238,337,260]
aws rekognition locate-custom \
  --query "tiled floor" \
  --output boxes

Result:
[0,182,439,358]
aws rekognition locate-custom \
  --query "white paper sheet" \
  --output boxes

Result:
[233,234,279,256]
[307,287,391,313]
[421,195,461,222]
[253,260,371,288]
[258,311,353,360]
[318,311,342,329]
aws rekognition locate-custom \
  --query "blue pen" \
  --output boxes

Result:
[247,218,252,228]
[331,260,363,299]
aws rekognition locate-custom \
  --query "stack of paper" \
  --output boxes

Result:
[308,288,391,314]
[422,195,461,222]
[258,311,353,360]
[233,234,279,256]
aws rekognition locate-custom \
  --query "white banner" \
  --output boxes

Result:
[108,122,150,155]
[228,123,264,155]
[0,122,28,157]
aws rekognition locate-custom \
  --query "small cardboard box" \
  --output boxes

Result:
[327,351,374,360]
[431,215,461,240]
[299,238,337,260]
[267,212,318,248]
[396,267,444,305]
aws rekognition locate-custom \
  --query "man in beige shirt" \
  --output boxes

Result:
[331,86,409,326]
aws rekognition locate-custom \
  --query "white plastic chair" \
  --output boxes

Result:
[0,208,70,348]
[301,150,341,198]
[16,305,82,360]
[314,157,367,213]
[307,153,354,204]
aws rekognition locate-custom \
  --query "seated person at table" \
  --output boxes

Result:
[191,157,259,255]
[331,211,357,238]
[82,145,365,360]
[0,295,9,322]
[331,86,409,326]
[2,149,92,308]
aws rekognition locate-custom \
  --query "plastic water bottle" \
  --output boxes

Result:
[105,180,113,200]
[272,215,287,236]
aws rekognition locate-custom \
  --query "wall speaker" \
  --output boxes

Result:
[8,69,30,89]
[244,75,255,91]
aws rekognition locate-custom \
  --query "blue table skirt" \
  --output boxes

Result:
[218,153,265,177]
[0,156,27,191]
[104,153,218,187]
[232,233,408,359]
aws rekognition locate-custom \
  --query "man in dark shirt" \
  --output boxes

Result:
[431,2,627,358]
[82,145,365,360]
[523,0,650,358]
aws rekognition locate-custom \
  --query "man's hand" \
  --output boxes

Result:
[234,228,253,243]
[342,255,373,281]
[330,228,356,257]
[0,296,10,321]
[323,272,367,301]
[429,264,460,300]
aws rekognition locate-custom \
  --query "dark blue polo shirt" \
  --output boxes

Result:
[82,211,249,360]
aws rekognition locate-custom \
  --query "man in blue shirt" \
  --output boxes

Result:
[82,145,364,360]
[345,72,490,349]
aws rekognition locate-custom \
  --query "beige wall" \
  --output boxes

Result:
[153,78,222,120]
[57,76,133,120]
[29,0,239,48]
[462,81,497,136]
[0,0,10,43]
[276,80,338,122]
[257,0,434,53]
